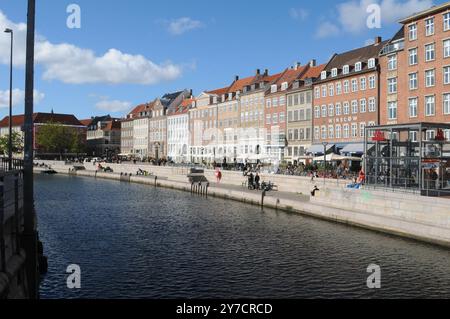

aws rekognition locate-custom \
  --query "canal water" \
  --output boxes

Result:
[35,174,450,299]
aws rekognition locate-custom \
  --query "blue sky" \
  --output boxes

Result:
[0,0,445,120]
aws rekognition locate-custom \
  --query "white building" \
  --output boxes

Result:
[167,99,194,163]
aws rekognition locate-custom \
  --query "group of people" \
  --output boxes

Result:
[245,172,261,190]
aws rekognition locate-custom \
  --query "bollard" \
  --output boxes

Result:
[154,176,158,187]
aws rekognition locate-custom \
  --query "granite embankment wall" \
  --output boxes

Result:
[0,172,27,299]
[37,161,450,247]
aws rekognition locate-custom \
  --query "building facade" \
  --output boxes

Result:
[167,98,194,163]
[380,3,450,141]
[285,62,325,162]
[84,115,121,158]
[312,37,388,155]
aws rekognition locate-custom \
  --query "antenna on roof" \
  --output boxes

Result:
[51,108,54,114]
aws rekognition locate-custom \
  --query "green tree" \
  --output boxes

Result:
[0,131,24,156]
[36,122,85,159]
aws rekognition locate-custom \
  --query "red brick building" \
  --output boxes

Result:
[379,2,450,140]
[312,37,388,155]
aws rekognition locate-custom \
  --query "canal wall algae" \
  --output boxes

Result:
[36,162,450,248]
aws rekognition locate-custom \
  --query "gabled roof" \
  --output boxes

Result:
[228,76,255,93]
[104,119,121,131]
[325,40,389,72]
[205,86,230,96]
[302,64,326,79]
[0,113,84,128]
[79,119,93,127]
[128,101,155,118]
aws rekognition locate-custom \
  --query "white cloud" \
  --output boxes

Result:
[318,0,433,37]
[290,8,309,20]
[165,17,203,35]
[0,89,45,108]
[316,21,341,38]
[95,99,132,113]
[0,10,183,85]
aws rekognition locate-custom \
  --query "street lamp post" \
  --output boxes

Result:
[4,28,13,170]
[322,141,329,184]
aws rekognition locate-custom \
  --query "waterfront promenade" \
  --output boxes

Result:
[36,161,450,248]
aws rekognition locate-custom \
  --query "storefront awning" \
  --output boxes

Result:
[340,143,365,154]
[307,144,335,155]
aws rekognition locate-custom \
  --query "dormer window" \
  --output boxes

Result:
[281,82,288,91]
[271,84,277,93]
[355,62,362,72]
[321,71,327,80]
[368,58,376,69]
[222,94,226,101]
[228,93,233,100]
[343,65,350,75]
[213,96,217,104]
[331,68,338,77]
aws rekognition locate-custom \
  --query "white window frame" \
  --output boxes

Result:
[409,97,418,118]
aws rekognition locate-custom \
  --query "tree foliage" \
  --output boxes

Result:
[0,131,24,156]
[36,122,85,156]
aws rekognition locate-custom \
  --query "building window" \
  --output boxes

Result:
[315,87,320,99]
[343,65,349,74]
[368,58,375,69]
[314,127,320,140]
[322,85,327,97]
[426,130,436,141]
[444,39,450,58]
[344,80,350,93]
[321,126,327,139]
[343,124,350,138]
[351,100,358,114]
[329,84,334,97]
[360,99,367,113]
[266,115,271,124]
[409,98,418,118]
[314,106,320,118]
[445,66,450,84]
[409,48,418,65]
[266,99,271,108]
[351,79,358,92]
[336,82,342,95]
[343,102,350,115]
[444,93,450,115]
[279,96,286,106]
[426,69,436,87]
[425,17,435,36]
[329,126,334,139]
[388,54,397,70]
[360,77,367,90]
[444,12,450,31]
[355,62,362,72]
[408,23,417,41]
[388,101,397,120]
[425,43,435,62]
[425,96,435,116]
[335,103,342,116]
[328,104,334,117]
[331,68,338,77]
[369,75,376,89]
[388,78,397,94]
[279,112,285,123]
[321,71,327,80]
[321,105,327,117]
[409,72,418,90]
[272,113,278,124]
[335,125,342,139]
[360,123,366,138]
[351,123,358,138]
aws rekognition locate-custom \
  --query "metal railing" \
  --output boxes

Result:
[0,157,24,172]
[364,174,450,197]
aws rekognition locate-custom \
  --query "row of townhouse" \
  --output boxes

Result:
[119,2,450,164]
[120,90,191,160]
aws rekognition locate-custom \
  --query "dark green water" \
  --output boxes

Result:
[35,174,450,299]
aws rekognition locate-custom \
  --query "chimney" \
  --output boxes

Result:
[264,69,269,76]
[235,75,239,81]
[309,59,317,67]
[374,36,382,45]
[256,69,261,75]
[295,62,301,70]
[189,89,193,97]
